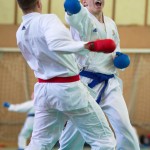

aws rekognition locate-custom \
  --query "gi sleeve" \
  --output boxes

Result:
[8,100,34,113]
[42,14,89,54]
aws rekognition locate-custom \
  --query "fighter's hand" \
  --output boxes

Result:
[64,0,81,15]
[3,102,10,108]
[113,52,130,69]
[85,39,116,53]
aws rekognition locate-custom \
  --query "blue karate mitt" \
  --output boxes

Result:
[3,102,10,108]
[113,52,130,69]
[64,0,81,15]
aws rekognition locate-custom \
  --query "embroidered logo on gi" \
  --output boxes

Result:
[93,28,97,32]
[22,26,26,30]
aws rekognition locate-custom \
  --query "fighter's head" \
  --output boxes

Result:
[82,0,105,14]
[17,0,42,14]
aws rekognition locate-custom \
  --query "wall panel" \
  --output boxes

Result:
[42,0,49,14]
[115,0,145,25]
[17,6,23,24]
[104,0,113,18]
[148,0,150,25]
[51,0,66,24]
[0,0,15,24]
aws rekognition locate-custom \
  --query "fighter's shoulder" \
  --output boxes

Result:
[39,14,60,23]
[16,23,24,39]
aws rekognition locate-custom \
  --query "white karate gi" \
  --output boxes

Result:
[59,5,140,150]
[16,13,116,150]
[8,100,34,150]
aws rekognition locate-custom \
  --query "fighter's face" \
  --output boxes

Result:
[85,0,105,14]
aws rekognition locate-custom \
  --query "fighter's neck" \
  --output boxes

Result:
[92,12,104,23]
[94,13,104,23]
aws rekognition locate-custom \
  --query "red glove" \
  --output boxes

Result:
[86,39,116,53]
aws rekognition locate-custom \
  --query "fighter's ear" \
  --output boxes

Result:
[82,0,88,7]
[37,0,42,9]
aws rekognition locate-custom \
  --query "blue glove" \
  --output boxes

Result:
[64,0,81,15]
[113,52,130,69]
[3,102,10,108]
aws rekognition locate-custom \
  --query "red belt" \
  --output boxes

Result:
[38,75,80,83]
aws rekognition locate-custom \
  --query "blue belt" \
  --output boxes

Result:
[80,70,114,104]
[27,114,35,117]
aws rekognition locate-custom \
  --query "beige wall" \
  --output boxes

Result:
[0,0,150,25]
[103,0,114,18]
[0,0,150,48]
[148,0,150,24]
[115,0,146,25]
[0,1,15,24]
[51,0,66,23]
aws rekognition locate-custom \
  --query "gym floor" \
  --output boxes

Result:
[0,147,150,150]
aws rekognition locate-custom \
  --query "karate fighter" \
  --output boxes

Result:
[59,0,140,150]
[15,0,117,149]
[3,93,34,150]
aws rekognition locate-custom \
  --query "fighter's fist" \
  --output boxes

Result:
[3,102,10,108]
[64,0,81,15]
[113,52,130,69]
[86,39,116,53]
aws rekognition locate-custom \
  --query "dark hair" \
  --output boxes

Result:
[17,0,38,11]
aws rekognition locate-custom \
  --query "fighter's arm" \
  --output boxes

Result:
[3,100,34,113]
[64,1,93,38]
[70,27,81,41]
[43,15,116,54]
[113,23,121,53]
[70,27,88,57]
[112,22,130,69]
